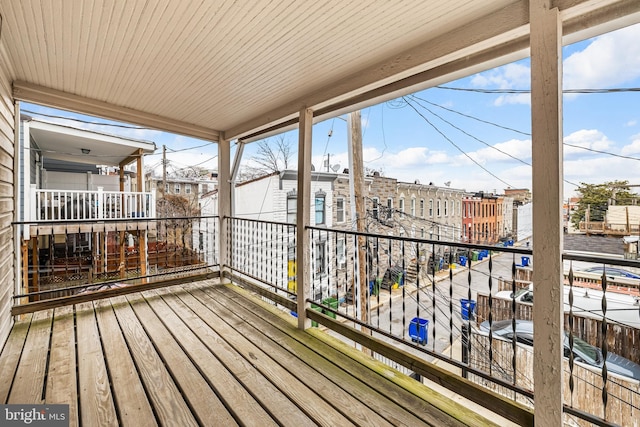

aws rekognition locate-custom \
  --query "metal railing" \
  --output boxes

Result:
[224,218,640,426]
[14,215,218,304]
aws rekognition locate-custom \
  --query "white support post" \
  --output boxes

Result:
[530,1,564,425]
[97,187,104,220]
[296,107,313,330]
[218,134,231,282]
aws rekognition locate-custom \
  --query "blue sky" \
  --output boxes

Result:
[24,23,640,199]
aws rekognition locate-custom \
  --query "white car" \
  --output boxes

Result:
[494,285,640,329]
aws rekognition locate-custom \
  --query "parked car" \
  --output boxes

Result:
[479,319,640,381]
[494,285,640,329]
[580,266,640,280]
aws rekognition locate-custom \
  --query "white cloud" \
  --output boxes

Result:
[621,133,640,155]
[564,24,640,90]
[471,63,530,89]
[468,23,640,105]
[458,138,531,164]
[562,129,612,156]
[626,120,638,127]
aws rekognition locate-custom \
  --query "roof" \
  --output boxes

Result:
[2,1,638,142]
[26,118,156,167]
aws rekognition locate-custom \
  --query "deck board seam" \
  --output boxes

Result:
[211,283,470,426]
[197,284,435,426]
[151,286,305,426]
[173,285,358,427]
[183,284,404,427]
[0,314,34,404]
[113,295,199,427]
[135,290,239,426]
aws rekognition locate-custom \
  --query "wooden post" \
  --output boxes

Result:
[119,231,126,279]
[218,133,231,281]
[30,237,39,302]
[530,1,564,425]
[296,108,313,330]
[348,111,368,325]
[21,239,29,300]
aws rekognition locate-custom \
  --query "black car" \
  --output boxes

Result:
[479,319,640,381]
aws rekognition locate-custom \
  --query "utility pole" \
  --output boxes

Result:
[348,111,368,328]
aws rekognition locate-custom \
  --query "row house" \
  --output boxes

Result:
[463,192,516,245]
[203,170,337,300]
[18,116,156,298]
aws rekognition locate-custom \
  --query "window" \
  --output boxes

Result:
[336,197,345,223]
[399,198,405,218]
[444,200,448,216]
[429,199,433,217]
[387,198,393,219]
[436,200,441,217]
[337,238,346,269]
[164,183,169,193]
[411,198,416,217]
[198,232,204,250]
[421,227,425,238]
[185,183,192,194]
[287,191,297,223]
[314,241,326,275]
[457,200,461,216]
[315,191,326,225]
[372,197,379,219]
[174,183,181,194]
[420,199,425,217]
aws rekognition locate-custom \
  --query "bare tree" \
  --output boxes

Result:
[240,135,294,180]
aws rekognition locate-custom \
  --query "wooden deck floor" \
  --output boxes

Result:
[0,280,497,426]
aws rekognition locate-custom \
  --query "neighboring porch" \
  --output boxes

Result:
[0,280,499,427]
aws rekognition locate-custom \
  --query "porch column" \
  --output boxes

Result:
[530,1,564,425]
[218,133,231,282]
[296,107,313,330]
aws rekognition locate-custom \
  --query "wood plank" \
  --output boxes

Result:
[0,313,32,403]
[212,283,501,427]
[110,295,198,427]
[45,306,78,427]
[185,285,402,427]
[76,301,118,426]
[123,293,235,426]
[8,310,52,404]
[93,299,156,427]
[11,271,219,315]
[149,287,308,426]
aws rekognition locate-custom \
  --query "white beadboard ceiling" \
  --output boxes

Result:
[0,0,638,141]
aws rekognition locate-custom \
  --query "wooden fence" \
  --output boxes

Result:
[476,294,640,364]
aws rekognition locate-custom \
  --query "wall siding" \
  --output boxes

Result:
[0,43,15,349]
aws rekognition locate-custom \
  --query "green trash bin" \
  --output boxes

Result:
[311,304,323,327]
[322,297,339,319]
[471,251,479,261]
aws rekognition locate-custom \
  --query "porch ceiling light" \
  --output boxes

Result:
[81,148,90,154]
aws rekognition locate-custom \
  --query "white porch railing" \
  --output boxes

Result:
[30,186,156,221]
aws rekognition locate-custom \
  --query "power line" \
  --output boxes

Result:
[436,86,640,94]
[402,96,515,189]
[408,94,531,136]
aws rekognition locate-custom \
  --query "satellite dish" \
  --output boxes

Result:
[444,181,451,187]
[331,164,341,172]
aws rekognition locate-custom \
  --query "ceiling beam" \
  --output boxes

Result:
[13,81,221,142]
[226,0,639,141]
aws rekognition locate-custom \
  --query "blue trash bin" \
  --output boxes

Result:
[409,317,429,345]
[458,255,467,267]
[438,258,444,271]
[460,299,476,321]
[521,256,530,267]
